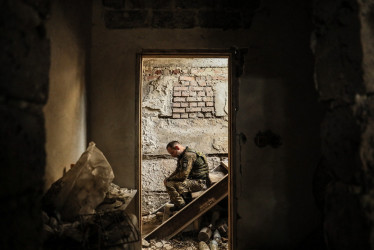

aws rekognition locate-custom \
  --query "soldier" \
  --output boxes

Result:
[164,141,211,211]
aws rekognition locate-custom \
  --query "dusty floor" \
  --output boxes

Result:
[142,236,228,250]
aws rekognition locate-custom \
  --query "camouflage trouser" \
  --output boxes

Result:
[164,179,207,207]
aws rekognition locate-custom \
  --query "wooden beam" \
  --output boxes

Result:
[144,174,228,240]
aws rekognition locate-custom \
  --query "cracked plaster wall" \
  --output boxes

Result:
[141,58,228,213]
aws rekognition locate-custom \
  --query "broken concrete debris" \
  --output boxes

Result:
[42,142,139,249]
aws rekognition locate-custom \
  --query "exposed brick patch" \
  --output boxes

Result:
[172,84,215,118]
[143,65,228,119]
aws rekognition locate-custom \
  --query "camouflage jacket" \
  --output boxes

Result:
[167,147,209,182]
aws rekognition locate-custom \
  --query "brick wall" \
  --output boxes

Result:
[143,66,228,119]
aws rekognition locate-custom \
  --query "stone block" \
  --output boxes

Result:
[142,159,176,192]
[0,29,50,104]
[198,10,242,29]
[104,10,148,29]
[175,0,214,9]
[0,104,45,197]
[142,191,170,214]
[102,0,125,9]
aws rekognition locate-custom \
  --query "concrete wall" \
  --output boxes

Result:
[91,0,322,248]
[43,0,91,190]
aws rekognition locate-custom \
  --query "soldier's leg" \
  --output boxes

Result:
[184,179,208,192]
[180,179,208,204]
[164,180,187,208]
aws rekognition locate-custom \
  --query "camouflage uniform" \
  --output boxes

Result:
[164,147,210,208]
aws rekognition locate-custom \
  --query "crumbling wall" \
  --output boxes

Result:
[141,58,228,213]
[312,0,374,249]
[0,0,50,248]
[92,0,323,248]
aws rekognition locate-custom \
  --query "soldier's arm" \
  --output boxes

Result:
[167,156,194,181]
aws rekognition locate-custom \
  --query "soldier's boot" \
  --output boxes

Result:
[170,201,186,213]
[181,192,192,204]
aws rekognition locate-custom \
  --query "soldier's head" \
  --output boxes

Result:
[166,141,185,157]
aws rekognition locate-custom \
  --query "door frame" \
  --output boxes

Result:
[135,49,238,249]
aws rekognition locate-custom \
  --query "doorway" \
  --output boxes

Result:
[137,52,233,249]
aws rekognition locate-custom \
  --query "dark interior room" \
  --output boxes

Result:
[1,0,374,249]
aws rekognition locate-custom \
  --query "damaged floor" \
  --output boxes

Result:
[142,235,229,249]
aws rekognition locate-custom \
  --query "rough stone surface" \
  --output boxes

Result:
[102,0,260,29]
[142,158,176,192]
[313,0,374,249]
[0,0,50,248]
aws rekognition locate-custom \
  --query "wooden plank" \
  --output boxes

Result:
[144,174,228,240]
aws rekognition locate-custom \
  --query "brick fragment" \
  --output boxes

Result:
[173,103,181,107]
[198,91,206,97]
[189,113,197,118]
[175,86,188,91]
[189,102,197,107]
[181,102,188,107]
[190,86,204,91]
[173,108,185,113]
[173,114,181,118]
[206,102,214,107]
[145,75,160,81]
[174,97,186,102]
[202,107,214,112]
[197,113,205,118]
[205,113,212,118]
[203,97,213,102]
[198,102,205,107]
[180,76,195,81]
[173,91,181,96]
[182,91,189,97]
[186,107,201,112]
[189,91,197,96]
[181,113,188,119]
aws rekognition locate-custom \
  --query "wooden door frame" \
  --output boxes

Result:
[135,49,238,249]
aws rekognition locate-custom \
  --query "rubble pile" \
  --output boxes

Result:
[42,142,139,249]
